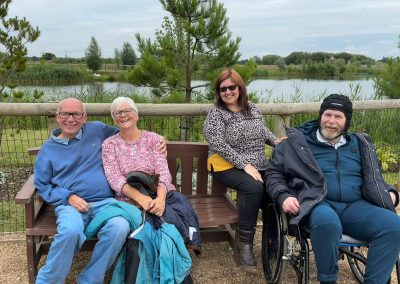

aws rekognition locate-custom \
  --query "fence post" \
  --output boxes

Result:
[274,115,291,138]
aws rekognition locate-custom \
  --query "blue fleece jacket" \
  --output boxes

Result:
[299,121,363,202]
[34,121,118,206]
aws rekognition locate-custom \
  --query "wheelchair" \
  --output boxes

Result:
[261,202,400,284]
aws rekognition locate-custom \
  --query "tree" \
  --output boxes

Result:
[131,0,241,103]
[285,52,309,65]
[85,36,102,72]
[0,0,40,95]
[121,42,137,67]
[42,52,55,60]
[398,35,400,49]
[374,58,400,99]
[114,48,121,69]
[261,55,281,65]
[374,35,400,99]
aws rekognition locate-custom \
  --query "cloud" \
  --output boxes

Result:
[8,0,400,59]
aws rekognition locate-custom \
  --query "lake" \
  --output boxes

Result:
[10,78,376,101]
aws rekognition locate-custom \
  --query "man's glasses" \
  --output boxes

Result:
[58,112,85,119]
[219,85,238,93]
[113,108,135,118]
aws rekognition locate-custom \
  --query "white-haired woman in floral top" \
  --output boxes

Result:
[102,96,174,217]
[204,69,285,267]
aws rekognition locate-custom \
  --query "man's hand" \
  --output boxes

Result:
[68,194,90,212]
[159,136,167,157]
[282,196,300,215]
[244,164,263,182]
[390,191,397,206]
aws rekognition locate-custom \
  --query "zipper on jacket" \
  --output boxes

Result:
[335,150,341,202]
[358,134,386,208]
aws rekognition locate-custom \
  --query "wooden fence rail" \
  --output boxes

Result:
[1,100,400,138]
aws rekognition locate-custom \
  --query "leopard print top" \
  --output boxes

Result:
[204,102,276,170]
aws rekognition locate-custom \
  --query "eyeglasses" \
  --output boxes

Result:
[113,108,135,118]
[58,112,85,119]
[219,85,238,93]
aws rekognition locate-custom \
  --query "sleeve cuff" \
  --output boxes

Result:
[389,188,399,207]
[277,193,292,208]
[63,191,74,206]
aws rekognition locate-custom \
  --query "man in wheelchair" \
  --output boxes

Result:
[265,94,400,284]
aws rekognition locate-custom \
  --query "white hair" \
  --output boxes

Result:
[110,97,138,118]
[57,98,86,113]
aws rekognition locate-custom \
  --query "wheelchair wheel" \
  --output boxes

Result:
[345,246,367,283]
[262,203,288,284]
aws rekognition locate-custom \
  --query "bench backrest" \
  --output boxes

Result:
[166,141,226,197]
[28,141,224,198]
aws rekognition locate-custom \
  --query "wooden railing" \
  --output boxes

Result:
[1,99,399,137]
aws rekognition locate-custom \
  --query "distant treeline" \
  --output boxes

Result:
[240,51,377,66]
[16,50,391,85]
[31,51,386,66]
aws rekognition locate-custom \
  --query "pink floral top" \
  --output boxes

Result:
[102,130,175,201]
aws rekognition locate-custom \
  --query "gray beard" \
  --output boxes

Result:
[319,127,343,142]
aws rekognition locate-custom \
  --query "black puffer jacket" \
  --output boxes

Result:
[265,120,398,225]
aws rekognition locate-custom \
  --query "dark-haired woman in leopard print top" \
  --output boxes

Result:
[203,68,285,267]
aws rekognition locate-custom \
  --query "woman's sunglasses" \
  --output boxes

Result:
[219,85,238,93]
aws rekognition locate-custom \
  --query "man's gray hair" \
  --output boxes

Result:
[110,96,138,118]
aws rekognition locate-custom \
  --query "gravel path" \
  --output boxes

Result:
[0,230,365,284]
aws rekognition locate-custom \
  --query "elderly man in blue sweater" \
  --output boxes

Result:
[266,94,400,284]
[34,98,165,284]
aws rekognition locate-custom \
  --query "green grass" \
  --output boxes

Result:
[0,128,48,167]
[0,201,25,232]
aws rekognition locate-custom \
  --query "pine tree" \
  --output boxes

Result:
[121,42,137,67]
[131,0,241,103]
[85,36,102,72]
[0,0,40,95]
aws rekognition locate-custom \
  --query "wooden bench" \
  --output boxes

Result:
[15,141,239,284]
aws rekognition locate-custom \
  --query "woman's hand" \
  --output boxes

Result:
[244,164,263,182]
[149,196,166,216]
[135,194,154,211]
[274,136,288,145]
[149,186,167,216]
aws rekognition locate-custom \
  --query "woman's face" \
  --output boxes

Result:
[113,103,138,129]
[219,78,239,108]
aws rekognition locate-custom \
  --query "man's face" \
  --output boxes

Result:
[56,99,87,139]
[319,109,346,140]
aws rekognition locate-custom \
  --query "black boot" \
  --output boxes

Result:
[236,229,257,266]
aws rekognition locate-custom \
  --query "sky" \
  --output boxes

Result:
[8,0,400,60]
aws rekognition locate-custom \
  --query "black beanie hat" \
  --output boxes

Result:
[318,94,353,131]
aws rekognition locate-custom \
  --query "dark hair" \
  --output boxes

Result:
[319,94,353,132]
[214,69,250,113]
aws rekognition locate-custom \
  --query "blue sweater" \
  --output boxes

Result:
[34,122,118,206]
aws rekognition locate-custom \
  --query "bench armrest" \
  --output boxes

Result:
[28,147,40,156]
[15,174,37,204]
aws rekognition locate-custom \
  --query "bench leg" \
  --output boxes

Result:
[26,236,38,284]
